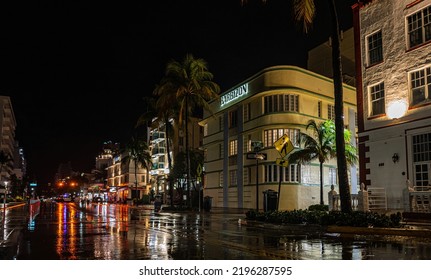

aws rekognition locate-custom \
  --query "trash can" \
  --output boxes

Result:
[263,189,278,211]
[203,196,213,212]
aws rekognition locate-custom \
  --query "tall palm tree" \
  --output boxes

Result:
[288,120,357,205]
[155,53,220,207]
[242,0,352,212]
[121,136,152,201]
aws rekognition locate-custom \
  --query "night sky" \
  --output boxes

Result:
[1,0,356,185]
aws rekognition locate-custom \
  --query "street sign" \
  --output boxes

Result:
[251,140,263,152]
[276,158,289,167]
[274,134,294,158]
[247,152,267,160]
[197,164,202,176]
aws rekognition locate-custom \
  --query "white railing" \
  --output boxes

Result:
[408,186,431,213]
[367,187,387,211]
[328,185,367,211]
[329,183,431,213]
[328,194,360,211]
[328,183,390,212]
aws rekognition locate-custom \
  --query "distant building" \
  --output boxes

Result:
[353,0,431,210]
[307,28,356,87]
[200,66,357,210]
[13,142,26,180]
[149,123,170,201]
[106,150,149,202]
[54,161,74,182]
[95,140,119,172]
[149,116,203,204]
[0,96,17,180]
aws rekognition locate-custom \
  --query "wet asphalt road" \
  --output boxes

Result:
[16,202,431,260]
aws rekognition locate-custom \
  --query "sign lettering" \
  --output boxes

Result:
[220,83,249,107]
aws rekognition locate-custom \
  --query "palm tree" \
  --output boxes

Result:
[121,136,152,202]
[288,120,357,205]
[242,0,352,212]
[155,53,220,207]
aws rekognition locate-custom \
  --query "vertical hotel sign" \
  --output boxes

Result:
[220,83,249,108]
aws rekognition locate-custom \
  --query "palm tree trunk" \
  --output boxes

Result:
[328,0,352,213]
[185,95,192,208]
[320,161,324,205]
[165,117,174,208]
[135,161,138,202]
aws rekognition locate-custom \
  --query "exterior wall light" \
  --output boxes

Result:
[387,100,408,119]
[392,153,399,163]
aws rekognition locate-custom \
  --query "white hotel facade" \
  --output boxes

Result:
[353,0,431,211]
[200,66,357,210]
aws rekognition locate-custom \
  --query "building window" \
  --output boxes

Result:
[413,133,431,186]
[219,171,223,188]
[244,103,250,122]
[264,94,299,114]
[229,170,238,186]
[246,135,252,152]
[264,164,299,183]
[265,165,273,182]
[327,104,335,120]
[366,30,383,66]
[219,116,223,132]
[244,168,249,185]
[229,110,238,128]
[203,123,208,136]
[264,128,300,148]
[329,168,337,186]
[369,82,385,116]
[219,143,223,159]
[229,139,238,156]
[317,101,322,118]
[285,94,299,112]
[410,66,431,106]
[407,6,431,49]
[285,164,300,183]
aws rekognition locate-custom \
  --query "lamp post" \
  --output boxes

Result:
[2,181,8,228]
[252,141,263,211]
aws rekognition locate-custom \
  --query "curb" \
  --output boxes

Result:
[326,225,431,238]
[243,219,431,238]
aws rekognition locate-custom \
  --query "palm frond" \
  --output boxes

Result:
[293,0,316,33]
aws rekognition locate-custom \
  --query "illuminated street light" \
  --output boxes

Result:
[387,100,408,119]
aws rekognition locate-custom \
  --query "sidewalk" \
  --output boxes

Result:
[0,203,28,260]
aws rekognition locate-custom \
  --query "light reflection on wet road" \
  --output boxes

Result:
[16,202,431,260]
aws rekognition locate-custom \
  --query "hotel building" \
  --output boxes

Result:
[149,116,204,204]
[200,66,357,210]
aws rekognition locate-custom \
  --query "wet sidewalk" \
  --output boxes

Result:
[0,203,28,259]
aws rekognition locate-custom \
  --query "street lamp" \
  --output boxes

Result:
[252,141,263,211]
[2,181,8,228]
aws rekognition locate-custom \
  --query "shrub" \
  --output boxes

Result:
[246,209,402,228]
[308,204,329,212]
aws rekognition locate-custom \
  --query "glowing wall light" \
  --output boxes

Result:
[387,100,408,119]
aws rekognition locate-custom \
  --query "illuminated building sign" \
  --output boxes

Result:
[220,83,249,107]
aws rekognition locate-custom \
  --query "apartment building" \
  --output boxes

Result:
[0,96,17,180]
[353,0,431,210]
